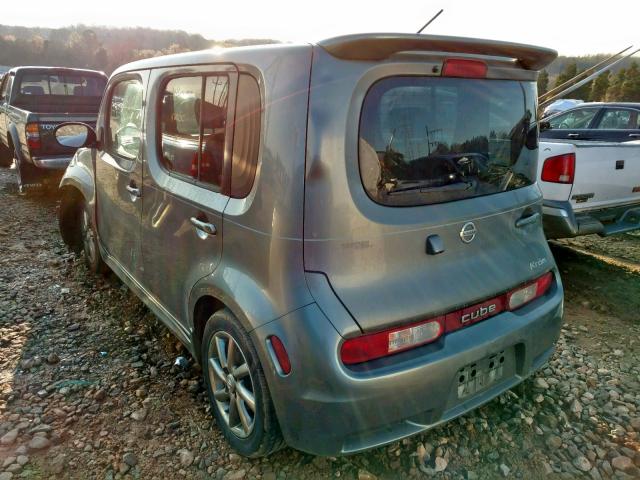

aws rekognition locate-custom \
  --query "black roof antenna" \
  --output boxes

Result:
[417,9,443,34]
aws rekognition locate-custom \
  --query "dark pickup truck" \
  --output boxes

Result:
[0,66,107,191]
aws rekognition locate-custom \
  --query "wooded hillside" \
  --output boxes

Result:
[0,24,278,74]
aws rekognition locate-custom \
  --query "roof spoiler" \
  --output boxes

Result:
[317,33,557,71]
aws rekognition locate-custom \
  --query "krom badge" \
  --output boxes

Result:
[459,222,477,243]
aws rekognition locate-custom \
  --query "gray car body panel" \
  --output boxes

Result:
[59,34,563,456]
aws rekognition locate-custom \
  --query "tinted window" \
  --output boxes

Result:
[160,76,203,178]
[108,79,143,161]
[200,75,228,187]
[597,109,633,129]
[0,76,12,100]
[548,108,598,129]
[19,73,105,96]
[359,77,537,207]
[160,75,228,189]
[230,74,261,198]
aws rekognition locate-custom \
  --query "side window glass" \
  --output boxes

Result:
[108,79,143,161]
[230,74,261,198]
[597,109,632,129]
[1,76,13,100]
[160,76,203,178]
[200,75,228,188]
[548,109,598,129]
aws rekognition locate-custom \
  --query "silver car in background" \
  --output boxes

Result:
[56,33,563,457]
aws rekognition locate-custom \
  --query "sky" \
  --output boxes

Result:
[3,0,640,57]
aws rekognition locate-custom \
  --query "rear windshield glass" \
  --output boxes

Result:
[359,77,538,206]
[19,73,106,97]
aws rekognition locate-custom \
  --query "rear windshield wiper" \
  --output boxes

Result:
[387,177,473,195]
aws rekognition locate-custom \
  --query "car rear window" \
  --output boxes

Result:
[19,73,106,97]
[359,76,538,206]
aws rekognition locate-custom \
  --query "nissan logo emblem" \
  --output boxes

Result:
[460,222,477,243]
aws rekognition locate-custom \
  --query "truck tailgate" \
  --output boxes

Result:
[37,115,97,156]
[570,141,640,211]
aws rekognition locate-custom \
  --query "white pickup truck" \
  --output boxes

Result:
[538,139,640,238]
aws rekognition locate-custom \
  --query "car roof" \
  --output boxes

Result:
[560,102,640,110]
[9,66,107,77]
[112,33,557,76]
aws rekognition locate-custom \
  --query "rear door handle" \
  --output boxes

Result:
[190,217,217,236]
[629,133,640,138]
[125,184,141,197]
[567,133,580,138]
[515,212,540,228]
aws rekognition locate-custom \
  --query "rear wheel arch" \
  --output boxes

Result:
[59,185,86,252]
[192,295,226,359]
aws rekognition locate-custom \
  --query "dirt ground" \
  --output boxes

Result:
[1,166,639,480]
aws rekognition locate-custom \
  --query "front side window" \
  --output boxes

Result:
[597,109,634,129]
[548,108,598,130]
[108,78,143,161]
[359,77,537,207]
[159,74,228,189]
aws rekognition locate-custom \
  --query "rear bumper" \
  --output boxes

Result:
[543,200,640,238]
[251,273,564,456]
[30,155,74,170]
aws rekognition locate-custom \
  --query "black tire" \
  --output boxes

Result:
[0,143,13,168]
[201,309,284,457]
[15,157,40,194]
[79,201,108,274]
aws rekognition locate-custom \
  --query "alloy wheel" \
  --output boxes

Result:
[207,331,256,438]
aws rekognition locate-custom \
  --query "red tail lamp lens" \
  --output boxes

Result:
[269,336,291,375]
[507,271,553,310]
[25,123,41,151]
[442,59,487,78]
[341,319,443,365]
[341,272,554,365]
[541,153,575,184]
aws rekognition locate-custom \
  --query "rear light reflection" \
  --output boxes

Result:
[268,335,291,375]
[340,272,554,365]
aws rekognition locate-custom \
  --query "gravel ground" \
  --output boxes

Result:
[1,166,639,480]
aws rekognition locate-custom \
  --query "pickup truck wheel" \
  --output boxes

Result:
[202,309,284,457]
[80,203,107,274]
[0,144,13,168]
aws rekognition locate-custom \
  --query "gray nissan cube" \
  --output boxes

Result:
[56,33,563,457]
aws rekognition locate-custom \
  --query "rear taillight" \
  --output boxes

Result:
[442,58,487,78]
[341,318,443,365]
[25,123,41,151]
[541,153,575,184]
[506,271,553,310]
[340,272,554,365]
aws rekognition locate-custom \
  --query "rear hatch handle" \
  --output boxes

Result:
[567,133,580,138]
[515,212,540,228]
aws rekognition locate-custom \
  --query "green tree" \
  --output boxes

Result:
[553,62,591,101]
[606,69,626,101]
[589,70,610,102]
[620,62,640,101]
[538,69,549,95]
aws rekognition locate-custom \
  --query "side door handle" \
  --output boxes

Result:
[567,133,580,138]
[629,133,640,138]
[190,217,217,236]
[125,184,141,197]
[515,212,540,228]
